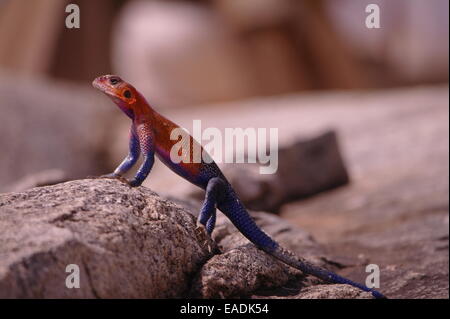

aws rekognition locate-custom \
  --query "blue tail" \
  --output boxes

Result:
[217,188,386,299]
[217,187,279,251]
[269,246,386,299]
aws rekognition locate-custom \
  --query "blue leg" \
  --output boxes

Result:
[205,211,216,234]
[112,130,140,176]
[129,152,154,187]
[98,128,140,182]
[199,177,226,234]
[129,124,155,187]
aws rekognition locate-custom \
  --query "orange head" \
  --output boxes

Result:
[92,75,139,118]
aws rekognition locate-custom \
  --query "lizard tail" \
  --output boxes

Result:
[265,245,386,299]
[217,189,386,299]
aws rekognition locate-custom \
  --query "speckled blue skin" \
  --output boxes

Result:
[94,74,386,299]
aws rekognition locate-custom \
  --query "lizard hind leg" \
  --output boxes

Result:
[205,211,216,235]
[198,177,226,235]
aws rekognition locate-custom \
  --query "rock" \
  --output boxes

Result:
[280,86,449,299]
[0,178,366,299]
[254,284,372,299]
[275,131,349,201]
[190,244,302,298]
[190,211,339,298]
[167,193,359,298]
[0,179,216,298]
[212,211,326,262]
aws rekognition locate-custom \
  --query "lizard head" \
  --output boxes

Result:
[92,75,138,118]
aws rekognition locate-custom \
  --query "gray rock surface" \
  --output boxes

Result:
[190,211,329,298]
[0,179,362,299]
[0,179,216,298]
[255,284,372,299]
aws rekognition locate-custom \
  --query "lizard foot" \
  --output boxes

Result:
[115,176,134,186]
[128,179,142,187]
[195,224,207,237]
[195,224,213,249]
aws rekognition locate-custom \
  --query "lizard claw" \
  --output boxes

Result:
[115,176,134,186]
[195,224,206,236]
[195,224,212,249]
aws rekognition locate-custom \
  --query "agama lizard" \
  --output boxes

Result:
[92,75,385,299]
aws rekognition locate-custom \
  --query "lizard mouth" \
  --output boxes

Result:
[92,77,132,113]
[92,78,118,99]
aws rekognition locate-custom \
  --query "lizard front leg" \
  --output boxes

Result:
[95,128,140,182]
[128,123,155,187]
[112,128,141,177]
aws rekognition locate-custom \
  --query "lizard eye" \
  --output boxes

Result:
[123,90,132,99]
[109,77,120,85]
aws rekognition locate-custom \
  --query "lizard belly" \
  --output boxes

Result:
[155,147,206,189]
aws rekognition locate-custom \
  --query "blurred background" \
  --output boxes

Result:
[0,0,448,106]
[0,0,448,297]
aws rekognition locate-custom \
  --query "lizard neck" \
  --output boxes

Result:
[121,105,135,120]
[132,92,157,124]
[112,96,135,120]
[113,91,155,121]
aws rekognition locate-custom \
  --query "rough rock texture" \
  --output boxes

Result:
[189,207,369,299]
[0,179,365,299]
[255,284,373,299]
[0,179,216,298]
[190,211,327,298]
[190,244,302,298]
